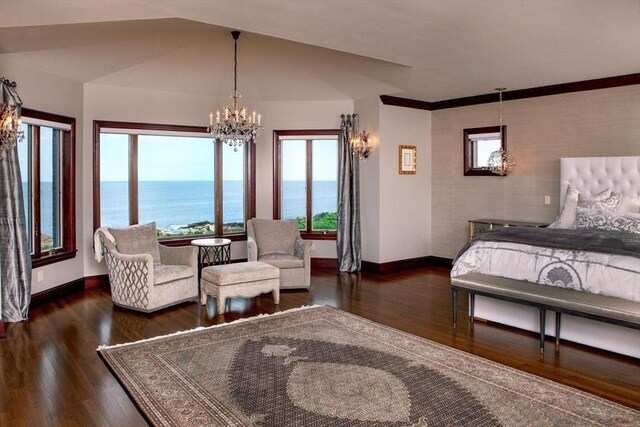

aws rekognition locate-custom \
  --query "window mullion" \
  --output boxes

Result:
[215,140,223,236]
[32,126,41,257]
[306,139,313,234]
[129,135,139,225]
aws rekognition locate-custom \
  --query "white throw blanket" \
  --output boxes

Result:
[94,227,116,263]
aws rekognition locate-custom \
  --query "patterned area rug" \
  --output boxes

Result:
[98,305,639,426]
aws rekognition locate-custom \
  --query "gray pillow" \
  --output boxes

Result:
[617,193,640,214]
[577,191,620,211]
[252,219,300,256]
[575,207,640,235]
[108,222,161,265]
[548,185,612,229]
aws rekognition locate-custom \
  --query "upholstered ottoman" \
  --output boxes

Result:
[200,261,280,313]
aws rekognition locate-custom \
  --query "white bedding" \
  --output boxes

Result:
[452,240,640,302]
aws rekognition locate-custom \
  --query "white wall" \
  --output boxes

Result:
[0,59,85,293]
[431,85,640,258]
[355,98,381,263]
[83,83,352,276]
[355,99,432,264]
[379,104,431,263]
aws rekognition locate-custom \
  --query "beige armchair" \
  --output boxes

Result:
[94,223,198,313]
[247,219,314,289]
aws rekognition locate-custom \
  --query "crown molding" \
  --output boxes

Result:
[380,73,640,111]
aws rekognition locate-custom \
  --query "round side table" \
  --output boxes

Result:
[191,238,232,294]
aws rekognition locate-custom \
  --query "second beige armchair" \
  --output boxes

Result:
[247,219,314,289]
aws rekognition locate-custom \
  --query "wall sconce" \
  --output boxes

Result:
[342,113,371,161]
[0,76,24,158]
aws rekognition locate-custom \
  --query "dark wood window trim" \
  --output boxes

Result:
[463,125,506,176]
[273,129,340,241]
[21,108,77,268]
[93,120,256,244]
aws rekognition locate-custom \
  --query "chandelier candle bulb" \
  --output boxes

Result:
[216,111,220,123]
[209,113,213,126]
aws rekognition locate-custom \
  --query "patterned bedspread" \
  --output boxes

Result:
[451,228,640,302]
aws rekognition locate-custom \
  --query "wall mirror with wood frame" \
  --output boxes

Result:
[463,125,506,176]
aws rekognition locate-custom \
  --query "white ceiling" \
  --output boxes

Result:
[1,0,638,102]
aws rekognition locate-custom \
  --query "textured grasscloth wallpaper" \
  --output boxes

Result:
[431,85,640,259]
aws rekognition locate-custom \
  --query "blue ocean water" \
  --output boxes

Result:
[98,180,337,230]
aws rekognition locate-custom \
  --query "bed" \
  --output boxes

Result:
[451,156,640,358]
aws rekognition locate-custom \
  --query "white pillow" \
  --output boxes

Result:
[617,193,640,214]
[547,185,611,229]
[575,207,640,235]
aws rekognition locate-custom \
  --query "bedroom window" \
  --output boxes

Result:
[273,129,340,240]
[93,121,256,242]
[18,109,77,267]
[463,125,507,176]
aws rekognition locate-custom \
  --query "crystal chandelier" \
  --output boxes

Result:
[208,31,261,151]
[0,77,24,159]
[342,114,371,161]
[487,88,515,176]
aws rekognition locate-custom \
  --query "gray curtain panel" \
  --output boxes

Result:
[337,114,362,272]
[0,146,32,322]
[0,79,31,322]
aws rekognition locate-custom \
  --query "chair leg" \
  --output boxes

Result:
[273,288,280,305]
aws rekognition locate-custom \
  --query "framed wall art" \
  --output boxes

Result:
[399,145,416,175]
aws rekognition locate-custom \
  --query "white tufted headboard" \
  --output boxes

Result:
[560,156,640,204]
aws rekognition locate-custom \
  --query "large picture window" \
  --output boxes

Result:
[94,121,255,242]
[18,108,76,267]
[273,130,339,239]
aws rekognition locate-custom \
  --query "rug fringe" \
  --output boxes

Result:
[96,304,324,351]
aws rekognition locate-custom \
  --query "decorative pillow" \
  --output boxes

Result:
[547,185,611,229]
[108,222,162,265]
[252,219,300,257]
[617,193,640,214]
[577,191,620,211]
[575,207,640,235]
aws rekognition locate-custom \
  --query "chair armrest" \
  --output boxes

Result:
[103,250,155,308]
[294,238,315,261]
[247,236,258,262]
[159,245,198,269]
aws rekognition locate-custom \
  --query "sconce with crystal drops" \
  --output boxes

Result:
[0,76,24,158]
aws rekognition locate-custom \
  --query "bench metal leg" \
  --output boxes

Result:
[469,293,475,323]
[539,309,546,354]
[452,288,458,329]
[555,312,561,350]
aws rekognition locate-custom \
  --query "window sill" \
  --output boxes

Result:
[160,233,248,246]
[32,250,78,268]
[301,232,336,241]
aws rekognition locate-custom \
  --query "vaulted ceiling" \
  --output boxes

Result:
[1,0,638,102]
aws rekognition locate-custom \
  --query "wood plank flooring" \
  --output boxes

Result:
[1,266,638,426]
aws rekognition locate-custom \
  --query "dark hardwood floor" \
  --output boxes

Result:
[1,266,639,426]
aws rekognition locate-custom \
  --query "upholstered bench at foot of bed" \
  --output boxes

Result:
[200,261,280,314]
[451,272,640,354]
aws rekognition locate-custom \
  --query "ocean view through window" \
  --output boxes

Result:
[18,108,76,267]
[94,121,255,241]
[274,129,339,239]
